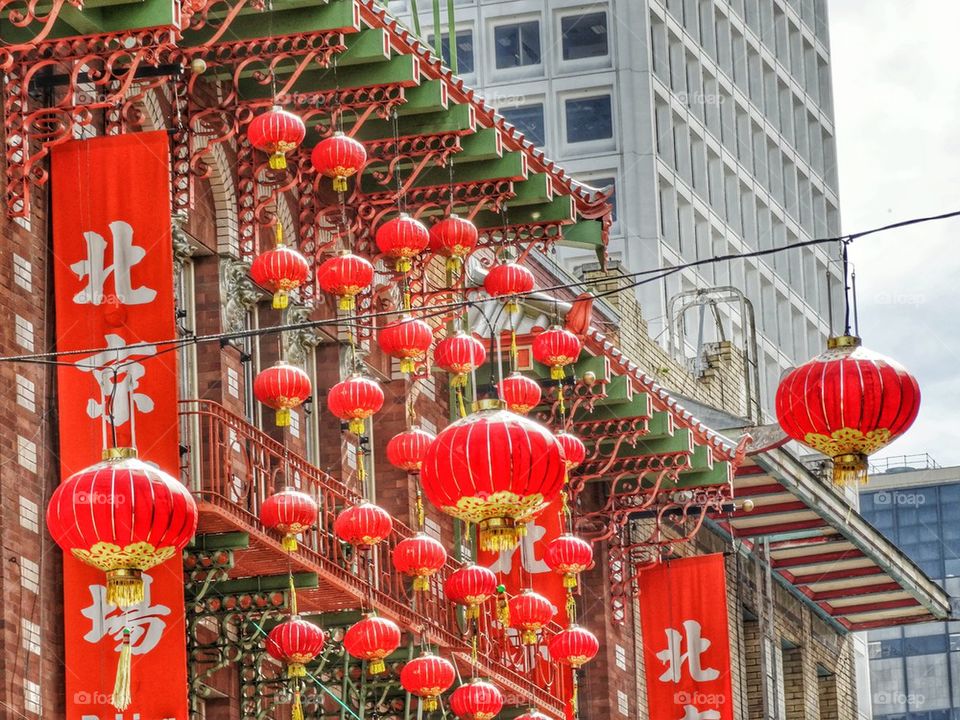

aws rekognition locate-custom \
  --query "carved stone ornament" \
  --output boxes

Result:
[220,258,260,338]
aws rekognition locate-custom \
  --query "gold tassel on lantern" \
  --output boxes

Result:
[270,152,287,170]
[349,418,366,435]
[423,697,439,712]
[106,568,145,608]
[292,689,305,720]
[273,291,290,310]
[287,662,307,679]
[446,256,463,273]
[283,533,298,552]
[832,453,869,485]
[276,408,291,427]
[400,358,416,374]
[479,519,520,552]
[112,628,132,711]
[333,175,348,193]
[563,573,578,589]
[413,576,430,592]
[369,658,386,675]
[550,366,565,381]
[521,628,539,645]
[338,295,356,312]
[506,299,519,314]
[396,258,413,273]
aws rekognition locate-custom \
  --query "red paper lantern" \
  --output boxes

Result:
[248,105,305,170]
[555,432,586,471]
[548,625,599,668]
[250,241,310,310]
[379,315,434,374]
[532,326,582,380]
[311,131,367,192]
[344,615,402,674]
[386,427,436,472]
[261,488,317,552]
[333,502,393,547]
[317,251,375,311]
[327,374,384,435]
[429,214,478,270]
[483,261,535,312]
[450,679,504,720]
[376,213,430,273]
[507,590,556,645]
[420,403,565,552]
[400,652,456,712]
[544,534,593,589]
[254,361,312,427]
[46,450,198,607]
[444,563,497,619]
[393,532,448,591]
[497,372,542,415]
[434,332,486,387]
[775,335,921,484]
[266,616,326,677]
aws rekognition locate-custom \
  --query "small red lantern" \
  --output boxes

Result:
[450,679,504,720]
[379,315,434,374]
[266,616,326,677]
[544,534,593,589]
[327,374,384,435]
[400,652,456,712]
[484,262,535,312]
[497,372,542,415]
[311,131,367,192]
[429,215,478,270]
[254,361,312,427]
[261,488,318,552]
[532,326,582,380]
[548,625,599,668]
[444,563,497,619]
[434,332,486,387]
[344,615,402,674]
[393,532,448,591]
[333,502,393,547]
[555,432,586,471]
[386,427,436,472]
[317,251,375,312]
[507,590,555,645]
[376,213,430,273]
[250,240,310,310]
[248,105,306,170]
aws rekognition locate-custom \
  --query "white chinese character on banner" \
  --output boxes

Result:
[657,619,720,683]
[679,706,721,720]
[72,220,157,305]
[488,521,550,574]
[76,334,156,426]
[82,574,170,655]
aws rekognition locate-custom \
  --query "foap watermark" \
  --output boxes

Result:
[674,690,728,707]
[874,690,925,707]
[75,490,125,505]
[873,291,926,307]
[675,92,724,106]
[874,490,926,507]
[73,690,114,705]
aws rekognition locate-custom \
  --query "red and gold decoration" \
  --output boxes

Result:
[248,105,306,170]
[434,331,487,388]
[532,326,582,380]
[254,361,312,427]
[444,563,498,619]
[327,374,385,435]
[260,488,318,552]
[393,532,448,591]
[544,534,593,589]
[318,251,375,311]
[249,227,310,309]
[555,432,586,471]
[507,590,556,645]
[386,427,437,472]
[376,213,430,273]
[483,261,535,313]
[429,214,479,271]
[420,402,566,551]
[379,314,434,374]
[400,652,456,712]
[343,614,403,675]
[497,372,542,415]
[450,679,504,720]
[311,131,367,192]
[333,502,394,547]
[548,625,598,668]
[775,335,921,484]
[266,616,326,678]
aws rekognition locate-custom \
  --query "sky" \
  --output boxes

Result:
[828,1,960,467]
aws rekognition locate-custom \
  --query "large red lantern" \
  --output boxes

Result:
[444,563,497,619]
[429,214,478,270]
[46,450,198,607]
[379,315,434,374]
[261,488,317,552]
[555,432,586,471]
[317,251,375,311]
[376,213,430,273]
[400,653,456,712]
[343,615,402,674]
[434,332,486,387]
[333,502,393,547]
[544,534,593,589]
[484,261,535,312]
[386,427,436,472]
[497,372,542,415]
[266,616,326,677]
[327,374,384,435]
[248,105,305,170]
[393,532,448,591]
[507,590,556,645]
[532,326,582,380]
[311,131,367,192]
[420,402,565,551]
[250,240,310,310]
[548,625,599,668]
[450,679,504,720]
[775,335,921,484]
[254,361,312,427]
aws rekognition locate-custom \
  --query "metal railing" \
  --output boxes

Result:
[869,453,942,474]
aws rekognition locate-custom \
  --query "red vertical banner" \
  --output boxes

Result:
[638,554,733,720]
[51,132,189,719]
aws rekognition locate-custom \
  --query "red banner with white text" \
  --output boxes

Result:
[51,132,189,720]
[639,554,733,720]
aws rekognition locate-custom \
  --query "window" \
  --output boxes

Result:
[494,21,541,68]
[501,104,546,147]
[565,95,613,143]
[427,29,475,74]
[561,12,608,60]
